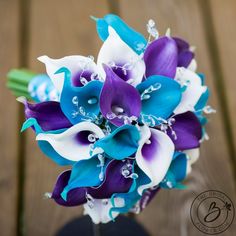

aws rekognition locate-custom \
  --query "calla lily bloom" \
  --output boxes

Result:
[166,112,202,151]
[36,121,105,162]
[20,98,71,131]
[56,67,103,125]
[97,27,145,86]
[144,36,178,78]
[99,65,142,126]
[174,68,207,114]
[160,152,188,189]
[94,124,140,159]
[93,14,147,54]
[135,125,174,194]
[137,75,182,126]
[38,55,99,93]
[174,37,195,69]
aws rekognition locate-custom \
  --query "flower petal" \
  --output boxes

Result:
[167,112,202,150]
[184,148,200,165]
[38,55,99,94]
[61,157,110,200]
[84,198,124,224]
[51,170,87,206]
[88,159,133,199]
[36,121,105,162]
[94,14,147,54]
[109,165,150,215]
[144,36,178,78]
[97,27,145,86]
[99,65,141,126]
[135,126,174,194]
[138,187,160,211]
[55,67,103,125]
[194,88,210,111]
[188,59,197,72]
[137,75,181,125]
[170,152,187,183]
[21,118,75,166]
[173,37,194,68]
[20,98,71,131]
[174,68,207,114]
[94,125,140,159]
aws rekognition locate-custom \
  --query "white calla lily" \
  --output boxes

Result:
[184,148,200,174]
[187,58,197,72]
[174,67,207,114]
[136,126,174,195]
[36,122,104,162]
[97,27,145,86]
[83,198,124,224]
[38,55,98,94]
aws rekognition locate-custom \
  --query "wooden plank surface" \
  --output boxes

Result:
[0,0,19,236]
[119,0,236,235]
[23,1,109,235]
[208,0,236,163]
[0,0,19,235]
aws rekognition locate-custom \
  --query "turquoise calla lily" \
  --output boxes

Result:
[137,75,182,126]
[94,124,140,160]
[61,157,110,201]
[194,88,210,111]
[93,14,147,54]
[56,67,103,124]
[160,152,187,189]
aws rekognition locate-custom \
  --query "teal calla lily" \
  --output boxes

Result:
[160,152,187,189]
[61,157,110,201]
[93,14,147,54]
[137,75,182,125]
[56,67,103,124]
[94,124,140,159]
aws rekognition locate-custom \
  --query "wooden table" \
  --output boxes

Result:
[0,0,235,235]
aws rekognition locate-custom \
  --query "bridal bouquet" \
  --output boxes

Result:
[9,14,213,224]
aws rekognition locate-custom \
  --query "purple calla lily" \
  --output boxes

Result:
[52,170,87,206]
[21,99,72,131]
[144,36,178,78]
[99,64,141,126]
[138,187,160,212]
[88,159,134,198]
[166,112,202,150]
[174,37,194,68]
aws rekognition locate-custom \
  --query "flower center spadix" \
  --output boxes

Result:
[87,97,98,105]
[105,105,126,120]
[112,105,124,115]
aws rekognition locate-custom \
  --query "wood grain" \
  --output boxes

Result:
[0,0,19,235]
[208,0,236,164]
[119,0,236,235]
[23,1,109,235]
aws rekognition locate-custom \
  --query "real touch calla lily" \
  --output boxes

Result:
[94,14,147,54]
[11,14,213,224]
[99,64,142,126]
[144,36,178,78]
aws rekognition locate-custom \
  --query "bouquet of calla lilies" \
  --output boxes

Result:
[8,14,214,224]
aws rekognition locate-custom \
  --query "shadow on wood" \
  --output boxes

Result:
[56,215,150,236]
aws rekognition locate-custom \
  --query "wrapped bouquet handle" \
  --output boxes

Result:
[7,14,214,227]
